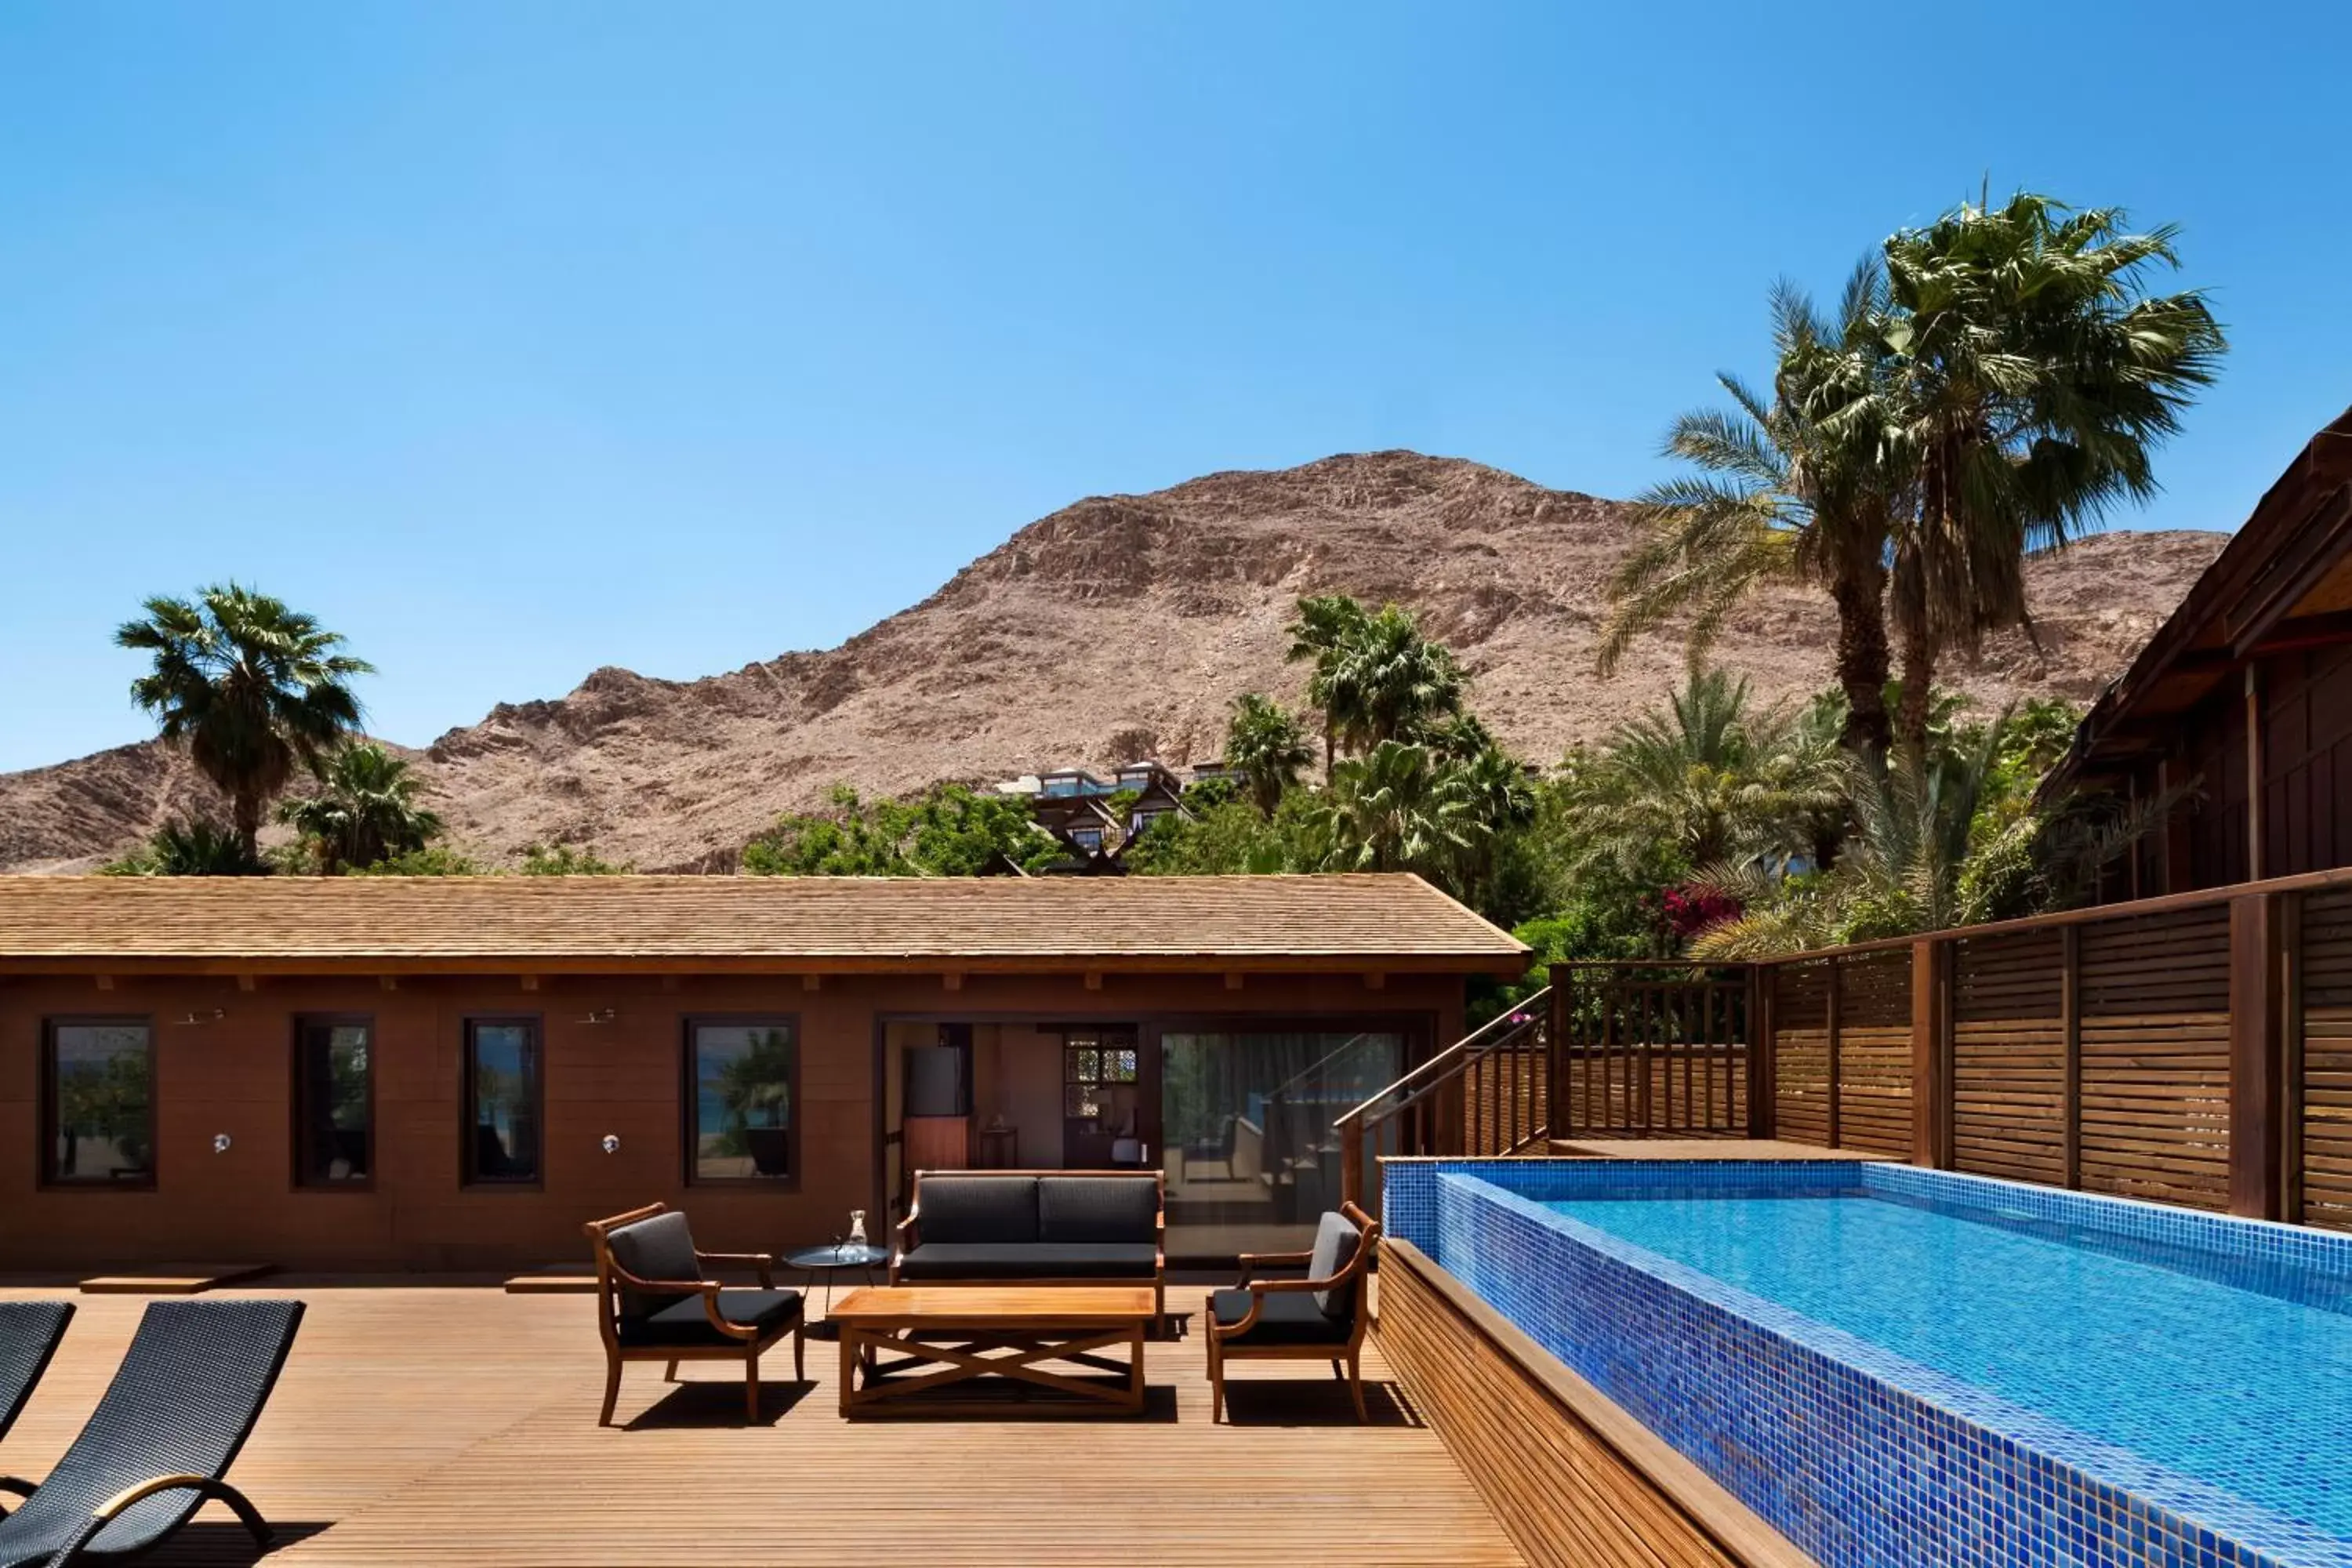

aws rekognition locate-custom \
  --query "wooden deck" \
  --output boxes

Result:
[0,1281,1522,1566]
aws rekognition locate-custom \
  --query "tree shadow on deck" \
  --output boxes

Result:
[1216,1377,1420,1427]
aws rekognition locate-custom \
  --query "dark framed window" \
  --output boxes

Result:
[293,1015,373,1188]
[42,1018,155,1188]
[463,1017,542,1186]
[685,1016,798,1185]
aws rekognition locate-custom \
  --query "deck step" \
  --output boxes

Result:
[79,1262,275,1294]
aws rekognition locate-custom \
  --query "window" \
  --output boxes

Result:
[43,1019,154,1186]
[686,1018,797,1184]
[1064,1030,1139,1117]
[294,1016,372,1187]
[463,1018,542,1185]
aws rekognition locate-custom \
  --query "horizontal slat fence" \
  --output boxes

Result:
[1749,866,2352,1233]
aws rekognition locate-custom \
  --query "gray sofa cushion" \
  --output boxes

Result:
[608,1211,702,1319]
[896,1242,1160,1280]
[1038,1176,1159,1243]
[916,1176,1039,1244]
[616,1287,804,1347]
[1210,1288,1350,1345]
[1307,1210,1364,1319]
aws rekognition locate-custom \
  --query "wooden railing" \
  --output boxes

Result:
[1748,864,2352,1229]
[1334,989,1552,1208]
[1550,961,1759,1139]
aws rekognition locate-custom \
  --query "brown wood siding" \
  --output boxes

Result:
[0,969,1460,1272]
[1377,1240,1815,1568]
[1951,928,2068,1185]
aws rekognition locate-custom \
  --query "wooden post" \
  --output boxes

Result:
[2246,666,2266,882]
[2229,890,2287,1221]
[2061,925,2082,1191]
[2285,893,2307,1224]
[1910,938,1951,1169]
[1547,975,1568,1139]
[1747,965,1773,1139]
[1825,956,1842,1149]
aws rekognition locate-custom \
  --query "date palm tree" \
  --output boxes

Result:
[1225,693,1314,815]
[1871,193,2226,763]
[116,584,373,858]
[278,741,445,873]
[1601,262,1911,764]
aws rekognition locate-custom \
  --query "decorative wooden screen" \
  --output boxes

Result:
[2299,887,2352,1229]
[1951,927,2067,1187]
[2074,904,2232,1210]
[1833,950,1914,1157]
[1770,960,1832,1146]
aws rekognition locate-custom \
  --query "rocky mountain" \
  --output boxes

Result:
[0,451,2228,873]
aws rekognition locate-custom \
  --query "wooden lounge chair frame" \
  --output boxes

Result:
[584,1203,807,1425]
[1206,1200,1380,1423]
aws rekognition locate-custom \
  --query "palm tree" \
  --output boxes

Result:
[1330,604,1465,752]
[1871,193,2225,762]
[101,818,268,877]
[1602,263,1911,764]
[1565,667,1842,878]
[1285,593,1369,783]
[278,742,445,873]
[1224,694,1314,815]
[116,584,374,858]
[1313,739,1483,881]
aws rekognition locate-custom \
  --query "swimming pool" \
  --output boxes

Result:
[1383,1159,2352,1568]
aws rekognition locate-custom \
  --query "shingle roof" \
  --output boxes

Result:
[0,873,1528,975]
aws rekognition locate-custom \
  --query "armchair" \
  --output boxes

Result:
[1205,1201,1379,1422]
[584,1203,806,1425]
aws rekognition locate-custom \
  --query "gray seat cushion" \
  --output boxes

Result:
[1038,1176,1159,1243]
[1307,1210,1364,1319]
[916,1176,1040,1243]
[608,1210,702,1319]
[617,1287,804,1347]
[897,1243,1160,1280]
[1210,1288,1351,1345]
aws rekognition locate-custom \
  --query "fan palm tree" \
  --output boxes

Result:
[1330,604,1465,752]
[1285,593,1369,783]
[1870,193,2226,762]
[116,584,373,858]
[1601,262,1912,764]
[1313,739,1482,881]
[1224,693,1314,815]
[278,742,445,873]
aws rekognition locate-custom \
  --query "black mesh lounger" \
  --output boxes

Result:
[0,1300,303,1568]
[0,1304,73,1459]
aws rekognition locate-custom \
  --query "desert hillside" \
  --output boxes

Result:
[0,452,2228,873]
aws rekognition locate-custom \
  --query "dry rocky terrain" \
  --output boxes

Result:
[0,451,2228,873]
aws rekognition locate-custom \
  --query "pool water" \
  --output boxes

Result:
[1544,1186,2352,1543]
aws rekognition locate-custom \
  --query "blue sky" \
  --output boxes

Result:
[3,2,2347,771]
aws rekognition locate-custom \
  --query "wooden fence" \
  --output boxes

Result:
[1751,868,2352,1229]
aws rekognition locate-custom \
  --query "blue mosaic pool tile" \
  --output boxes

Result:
[1392,1158,2352,1568]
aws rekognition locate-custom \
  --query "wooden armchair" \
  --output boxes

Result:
[583,1203,806,1425]
[1205,1200,1379,1423]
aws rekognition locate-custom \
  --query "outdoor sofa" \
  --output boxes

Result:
[892,1170,1166,1316]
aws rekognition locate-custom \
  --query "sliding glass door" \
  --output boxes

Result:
[1158,1028,1403,1258]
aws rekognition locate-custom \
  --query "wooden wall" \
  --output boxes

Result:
[1376,1239,1817,1568]
[0,968,1458,1272]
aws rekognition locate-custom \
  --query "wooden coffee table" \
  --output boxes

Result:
[829,1286,1155,1417]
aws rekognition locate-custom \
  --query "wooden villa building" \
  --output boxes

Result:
[2053,403,2352,898]
[0,871,1523,1273]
